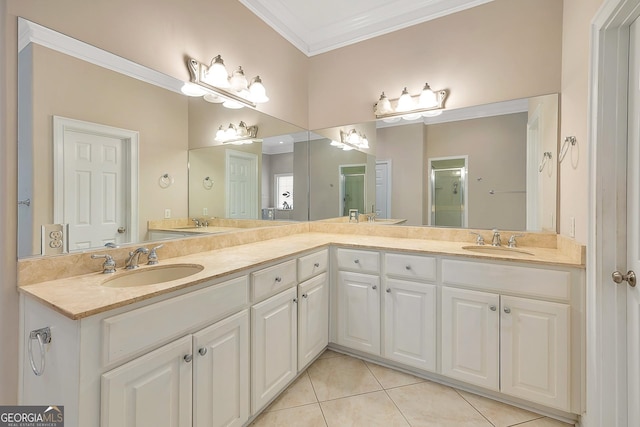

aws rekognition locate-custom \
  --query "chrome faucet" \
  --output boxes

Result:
[469,231,485,245]
[91,254,116,274]
[125,247,149,270]
[491,229,501,247]
[507,234,524,248]
[146,244,164,265]
[192,218,201,227]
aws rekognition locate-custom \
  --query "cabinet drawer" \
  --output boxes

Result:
[251,259,297,302]
[298,249,328,282]
[336,248,380,274]
[102,275,248,368]
[385,253,436,281]
[442,259,571,301]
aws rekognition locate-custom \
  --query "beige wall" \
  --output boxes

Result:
[560,0,604,243]
[307,0,563,130]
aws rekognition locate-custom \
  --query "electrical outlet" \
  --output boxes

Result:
[203,207,208,216]
[570,217,576,238]
[164,208,171,219]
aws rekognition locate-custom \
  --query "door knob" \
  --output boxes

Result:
[117,226,126,234]
[612,270,637,287]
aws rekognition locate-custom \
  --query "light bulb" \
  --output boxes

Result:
[229,67,248,92]
[418,83,438,108]
[249,76,269,103]
[360,136,369,149]
[225,124,236,139]
[375,92,393,115]
[205,55,230,88]
[396,87,415,112]
[215,126,226,141]
[330,140,343,147]
[348,130,360,145]
[237,122,249,137]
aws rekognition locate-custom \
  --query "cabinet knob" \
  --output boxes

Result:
[372,285,377,290]
[489,305,497,311]
[504,307,511,314]
[405,265,411,270]
[302,293,308,298]
[184,354,193,363]
[386,288,391,293]
[354,259,360,264]
[314,262,320,268]
[293,298,298,303]
[275,276,282,283]
[198,348,207,356]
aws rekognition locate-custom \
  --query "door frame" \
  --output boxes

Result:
[588,1,640,425]
[375,159,392,218]
[52,116,139,246]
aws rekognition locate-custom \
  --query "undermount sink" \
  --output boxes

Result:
[102,264,205,288]
[461,245,534,256]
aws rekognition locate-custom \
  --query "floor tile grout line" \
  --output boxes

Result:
[506,416,549,426]
[305,369,330,426]
[363,359,385,389]
[383,388,413,426]
[453,388,497,426]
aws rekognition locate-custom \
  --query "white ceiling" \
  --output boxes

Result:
[238,0,494,56]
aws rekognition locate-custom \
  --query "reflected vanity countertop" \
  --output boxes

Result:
[18,229,585,321]
[150,226,243,234]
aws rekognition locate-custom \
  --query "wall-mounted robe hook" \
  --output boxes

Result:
[158,173,174,189]
[559,136,577,162]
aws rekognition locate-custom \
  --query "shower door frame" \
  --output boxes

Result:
[427,155,468,227]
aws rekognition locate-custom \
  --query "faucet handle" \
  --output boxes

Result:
[507,234,524,248]
[91,254,116,274]
[469,231,485,245]
[147,244,164,265]
[491,229,501,247]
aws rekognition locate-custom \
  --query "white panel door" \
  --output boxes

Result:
[298,273,329,370]
[226,150,258,219]
[251,287,297,414]
[384,279,436,371]
[441,286,500,390]
[101,335,192,427]
[628,17,640,427]
[193,310,249,427]
[336,271,380,355]
[500,295,570,410]
[375,161,391,218]
[63,130,126,249]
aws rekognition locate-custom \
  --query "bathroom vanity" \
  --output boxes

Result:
[18,226,585,427]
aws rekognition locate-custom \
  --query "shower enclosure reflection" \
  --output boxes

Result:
[429,158,467,227]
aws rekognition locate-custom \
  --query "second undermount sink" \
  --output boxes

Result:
[462,245,534,256]
[102,264,205,288]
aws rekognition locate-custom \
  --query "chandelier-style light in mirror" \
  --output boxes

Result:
[181,56,269,109]
[374,83,447,122]
[214,121,258,145]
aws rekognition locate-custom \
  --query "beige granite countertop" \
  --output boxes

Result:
[19,231,585,321]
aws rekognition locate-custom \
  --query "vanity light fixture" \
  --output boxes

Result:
[374,83,447,122]
[340,129,369,149]
[214,121,258,145]
[181,57,269,109]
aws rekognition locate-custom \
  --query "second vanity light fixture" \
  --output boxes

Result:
[215,121,258,145]
[374,83,447,121]
[329,129,369,151]
[181,56,269,109]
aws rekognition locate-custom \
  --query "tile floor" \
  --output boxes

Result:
[251,350,575,427]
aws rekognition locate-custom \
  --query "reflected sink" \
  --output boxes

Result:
[461,245,534,256]
[103,264,205,288]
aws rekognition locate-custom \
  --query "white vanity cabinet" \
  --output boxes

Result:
[297,272,329,370]
[440,259,574,411]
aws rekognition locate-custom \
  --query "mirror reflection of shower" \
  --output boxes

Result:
[429,157,468,227]
[340,165,366,217]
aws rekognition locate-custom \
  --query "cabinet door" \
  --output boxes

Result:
[101,335,192,427]
[384,279,436,371]
[336,271,380,355]
[500,295,570,410]
[193,310,249,427]
[441,287,500,390]
[298,272,329,370]
[251,287,298,414]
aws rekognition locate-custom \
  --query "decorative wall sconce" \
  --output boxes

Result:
[181,56,269,109]
[374,83,447,122]
[214,121,258,145]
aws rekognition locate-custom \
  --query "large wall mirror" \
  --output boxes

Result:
[309,94,559,231]
[17,19,309,258]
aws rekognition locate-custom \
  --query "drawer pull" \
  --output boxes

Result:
[198,348,207,356]
[293,298,298,303]
[314,262,320,267]
[405,265,411,270]
[184,354,193,363]
[372,285,377,290]
[386,288,391,293]
[489,305,497,311]
[302,293,308,298]
[275,276,282,283]
[504,307,511,314]
[354,259,360,264]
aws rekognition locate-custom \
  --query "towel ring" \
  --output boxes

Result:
[158,173,174,189]
[28,327,51,376]
[538,151,553,172]
[203,176,213,190]
[559,136,577,162]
